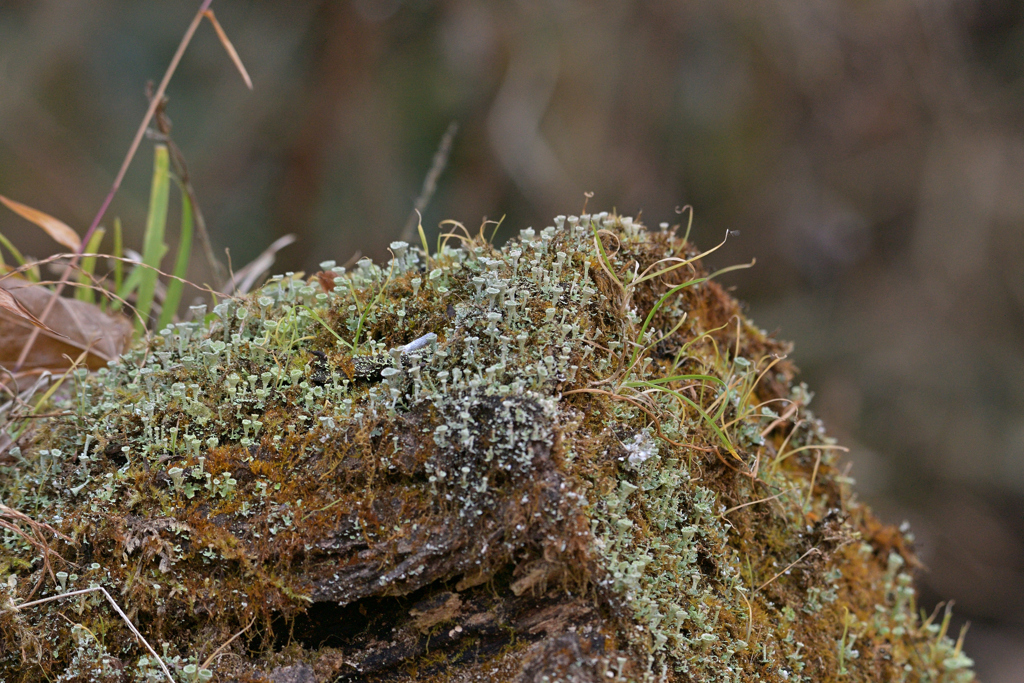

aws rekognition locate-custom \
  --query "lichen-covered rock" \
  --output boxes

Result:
[0,213,975,682]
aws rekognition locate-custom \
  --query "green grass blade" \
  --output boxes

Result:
[0,231,37,281]
[628,277,707,368]
[591,217,624,294]
[76,228,106,304]
[352,268,393,349]
[115,262,143,311]
[630,229,729,289]
[156,183,193,332]
[631,374,726,387]
[134,144,171,333]
[487,214,505,244]
[416,210,431,266]
[628,260,756,370]
[113,217,124,295]
[629,380,737,457]
[302,304,351,349]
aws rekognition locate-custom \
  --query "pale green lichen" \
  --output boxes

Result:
[0,211,974,682]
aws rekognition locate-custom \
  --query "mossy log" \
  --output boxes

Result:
[0,213,974,682]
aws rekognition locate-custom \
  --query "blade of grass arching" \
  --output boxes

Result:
[487,214,505,244]
[670,321,730,372]
[629,380,738,458]
[592,223,625,299]
[156,185,193,332]
[628,259,757,369]
[75,229,106,304]
[631,230,729,288]
[0,231,37,282]
[30,349,89,416]
[636,374,726,388]
[628,277,707,369]
[134,145,171,333]
[680,205,694,244]
[113,218,124,295]
[302,305,351,349]
[416,210,431,267]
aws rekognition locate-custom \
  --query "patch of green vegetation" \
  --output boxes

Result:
[0,212,974,682]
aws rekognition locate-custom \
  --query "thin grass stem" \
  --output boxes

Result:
[13,0,216,370]
[75,229,106,304]
[13,586,174,683]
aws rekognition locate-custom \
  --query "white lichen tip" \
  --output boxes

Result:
[402,332,437,354]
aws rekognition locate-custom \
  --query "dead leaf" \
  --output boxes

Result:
[0,286,61,335]
[0,277,132,374]
[223,234,295,295]
[0,195,82,251]
[203,10,253,90]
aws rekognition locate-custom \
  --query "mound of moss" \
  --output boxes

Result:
[0,213,974,682]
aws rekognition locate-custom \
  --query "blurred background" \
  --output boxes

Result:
[1,0,1022,678]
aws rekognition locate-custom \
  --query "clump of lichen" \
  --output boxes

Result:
[0,212,975,682]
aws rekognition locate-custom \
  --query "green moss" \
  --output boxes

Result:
[0,212,974,682]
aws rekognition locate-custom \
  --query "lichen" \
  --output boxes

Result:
[0,212,974,682]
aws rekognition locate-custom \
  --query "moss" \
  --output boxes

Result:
[0,213,974,682]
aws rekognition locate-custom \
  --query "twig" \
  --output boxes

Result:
[0,504,76,600]
[5,253,235,305]
[14,0,215,371]
[0,518,63,600]
[82,0,215,250]
[755,547,819,593]
[758,400,800,440]
[739,591,753,644]
[0,503,75,545]
[562,387,714,453]
[721,487,798,516]
[202,9,253,90]
[400,121,459,243]
[222,234,296,295]
[11,586,174,683]
[803,448,822,510]
[148,93,225,288]
[200,614,257,670]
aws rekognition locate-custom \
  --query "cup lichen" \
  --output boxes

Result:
[0,212,974,682]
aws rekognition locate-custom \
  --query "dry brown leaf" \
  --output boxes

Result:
[0,286,61,335]
[203,10,253,90]
[0,278,132,373]
[0,195,82,251]
[223,233,295,295]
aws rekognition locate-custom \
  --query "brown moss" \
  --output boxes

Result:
[0,212,974,682]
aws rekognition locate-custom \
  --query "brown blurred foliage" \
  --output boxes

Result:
[0,276,132,374]
[1,0,1023,679]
